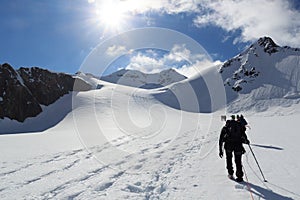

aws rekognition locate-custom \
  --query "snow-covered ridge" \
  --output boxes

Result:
[220,36,300,93]
[219,36,300,112]
[100,68,187,89]
[153,37,300,113]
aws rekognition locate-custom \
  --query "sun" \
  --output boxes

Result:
[96,1,127,30]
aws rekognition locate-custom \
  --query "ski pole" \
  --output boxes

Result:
[248,144,267,182]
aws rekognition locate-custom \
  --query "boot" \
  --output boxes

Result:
[236,177,244,182]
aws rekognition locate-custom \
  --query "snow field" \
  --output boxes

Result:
[0,79,299,199]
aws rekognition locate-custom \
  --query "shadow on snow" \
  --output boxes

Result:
[0,93,73,134]
[251,144,284,151]
[244,182,294,200]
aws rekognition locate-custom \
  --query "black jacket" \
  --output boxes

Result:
[219,120,248,153]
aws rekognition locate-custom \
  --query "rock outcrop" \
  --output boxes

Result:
[0,63,91,122]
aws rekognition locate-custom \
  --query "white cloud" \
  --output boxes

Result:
[145,49,159,57]
[165,44,191,62]
[90,0,300,47]
[125,44,220,77]
[122,0,199,14]
[161,44,209,68]
[106,45,129,57]
[126,52,165,73]
[194,0,300,47]
[177,60,222,78]
[88,0,199,14]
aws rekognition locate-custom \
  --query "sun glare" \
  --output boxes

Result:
[97,1,127,30]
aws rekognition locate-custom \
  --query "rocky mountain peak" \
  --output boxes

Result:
[219,36,300,94]
[0,64,42,122]
[256,36,279,54]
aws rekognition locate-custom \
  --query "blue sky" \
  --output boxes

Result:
[0,0,300,76]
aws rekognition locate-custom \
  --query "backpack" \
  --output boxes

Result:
[240,117,248,126]
[226,120,243,142]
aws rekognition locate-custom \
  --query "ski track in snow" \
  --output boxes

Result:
[0,127,219,200]
[1,117,298,199]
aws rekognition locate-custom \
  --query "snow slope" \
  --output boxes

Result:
[153,37,300,114]
[0,80,299,199]
[152,65,227,113]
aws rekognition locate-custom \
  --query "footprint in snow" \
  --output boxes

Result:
[164,139,172,144]
[24,177,41,185]
[115,160,126,166]
[141,148,150,154]
[153,154,161,158]
[95,182,114,191]
[62,159,80,170]
[124,184,144,193]
[110,171,125,179]
[134,181,142,186]
[133,164,143,170]
[138,158,147,162]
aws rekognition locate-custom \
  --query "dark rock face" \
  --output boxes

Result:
[257,36,279,54]
[18,67,91,106]
[0,64,92,122]
[0,64,42,122]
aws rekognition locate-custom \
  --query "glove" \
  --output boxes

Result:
[219,150,223,158]
[242,147,246,154]
[242,138,250,144]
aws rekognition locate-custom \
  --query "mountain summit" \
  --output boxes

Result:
[256,36,280,54]
[220,36,300,92]
[219,37,300,112]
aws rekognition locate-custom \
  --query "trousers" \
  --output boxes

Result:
[225,149,243,178]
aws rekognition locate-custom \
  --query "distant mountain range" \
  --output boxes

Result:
[1,36,300,122]
[100,68,187,89]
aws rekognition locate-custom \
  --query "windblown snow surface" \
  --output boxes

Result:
[1,68,300,200]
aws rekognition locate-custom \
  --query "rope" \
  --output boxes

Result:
[243,165,255,200]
